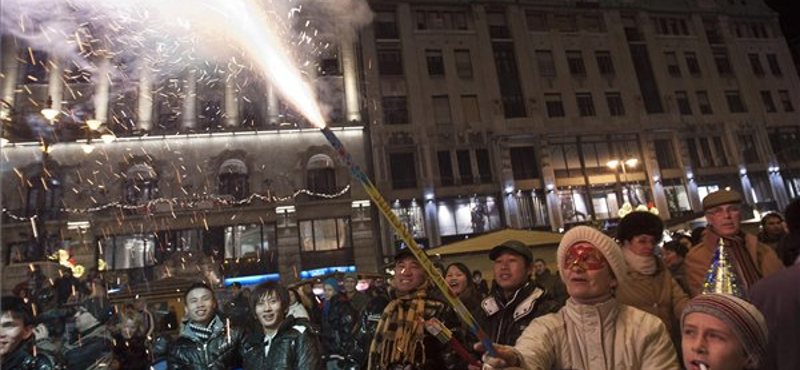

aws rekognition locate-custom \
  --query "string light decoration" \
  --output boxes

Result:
[1,185,351,220]
[702,238,745,298]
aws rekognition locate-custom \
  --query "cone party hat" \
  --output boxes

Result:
[701,238,746,298]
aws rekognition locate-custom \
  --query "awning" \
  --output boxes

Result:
[427,228,564,257]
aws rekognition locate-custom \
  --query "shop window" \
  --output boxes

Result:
[437,195,501,236]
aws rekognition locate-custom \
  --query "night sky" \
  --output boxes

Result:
[765,0,800,41]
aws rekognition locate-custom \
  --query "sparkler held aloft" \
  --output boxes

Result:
[319,126,497,358]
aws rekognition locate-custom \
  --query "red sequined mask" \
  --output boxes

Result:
[564,244,607,271]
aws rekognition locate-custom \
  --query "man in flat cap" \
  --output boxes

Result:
[684,189,783,297]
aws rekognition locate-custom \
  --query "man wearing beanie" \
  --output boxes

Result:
[681,294,768,370]
[319,277,355,368]
[342,273,369,314]
[476,226,678,370]
[367,248,468,369]
[615,211,689,348]
[684,190,783,297]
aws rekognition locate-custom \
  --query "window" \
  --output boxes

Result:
[454,49,473,78]
[653,16,691,36]
[493,42,526,118]
[581,14,606,33]
[554,14,577,32]
[725,90,747,113]
[595,51,615,76]
[433,95,452,124]
[665,52,681,76]
[676,91,692,115]
[514,190,549,228]
[102,234,156,270]
[375,11,399,39]
[476,149,493,183]
[457,150,474,185]
[219,159,249,200]
[687,136,729,167]
[377,44,403,76]
[536,50,556,77]
[748,54,765,76]
[461,95,481,123]
[697,91,713,114]
[526,11,548,32]
[510,146,540,180]
[704,17,723,44]
[299,218,350,252]
[545,93,565,118]
[663,178,692,215]
[766,54,782,76]
[566,51,586,76]
[437,195,502,236]
[712,136,729,166]
[124,164,159,205]
[761,91,777,113]
[738,134,759,164]
[223,224,278,264]
[306,154,336,195]
[389,152,417,189]
[576,93,596,117]
[685,52,701,76]
[19,50,48,84]
[318,44,341,76]
[426,49,445,76]
[654,139,678,169]
[438,151,454,186]
[605,92,625,116]
[487,11,510,38]
[382,96,409,124]
[713,49,734,76]
[415,9,469,31]
[392,200,427,239]
[779,90,794,112]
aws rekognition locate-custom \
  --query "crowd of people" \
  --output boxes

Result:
[2,189,799,370]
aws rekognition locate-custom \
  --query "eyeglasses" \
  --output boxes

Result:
[564,245,607,271]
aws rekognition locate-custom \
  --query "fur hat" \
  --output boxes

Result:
[682,294,768,369]
[702,189,742,211]
[616,211,664,242]
[557,226,627,284]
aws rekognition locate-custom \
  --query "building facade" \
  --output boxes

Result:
[361,0,800,250]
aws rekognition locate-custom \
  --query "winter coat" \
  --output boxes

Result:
[350,294,391,368]
[59,324,113,370]
[513,298,679,370]
[111,333,150,370]
[685,231,783,296]
[750,264,800,370]
[239,316,322,370]
[616,258,689,337]
[167,315,244,370]
[1,339,62,370]
[534,269,568,306]
[319,295,355,356]
[477,281,561,346]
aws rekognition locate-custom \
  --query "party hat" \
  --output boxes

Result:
[702,238,745,298]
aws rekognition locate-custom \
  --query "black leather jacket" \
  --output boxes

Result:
[319,295,355,356]
[240,316,322,370]
[1,339,62,370]
[476,281,561,345]
[350,294,391,367]
[167,315,244,370]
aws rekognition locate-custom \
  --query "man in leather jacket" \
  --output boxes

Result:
[477,240,561,345]
[239,281,322,370]
[0,296,62,370]
[35,297,113,370]
[167,282,244,370]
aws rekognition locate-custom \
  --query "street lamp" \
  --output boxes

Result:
[40,96,60,121]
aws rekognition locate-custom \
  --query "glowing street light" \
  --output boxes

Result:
[86,119,103,131]
[40,97,59,121]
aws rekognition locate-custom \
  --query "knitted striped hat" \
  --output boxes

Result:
[557,226,627,284]
[681,294,768,369]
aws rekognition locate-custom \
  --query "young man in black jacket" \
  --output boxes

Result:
[0,296,62,370]
[477,240,561,345]
[167,282,243,370]
[239,281,322,370]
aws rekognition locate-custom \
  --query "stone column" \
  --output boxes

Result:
[182,69,197,130]
[92,57,111,122]
[137,67,153,131]
[224,76,239,128]
[340,32,361,122]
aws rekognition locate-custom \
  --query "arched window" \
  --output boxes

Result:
[124,163,159,205]
[219,159,249,200]
[307,154,336,195]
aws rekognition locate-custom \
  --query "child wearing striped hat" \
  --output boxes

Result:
[681,294,768,370]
